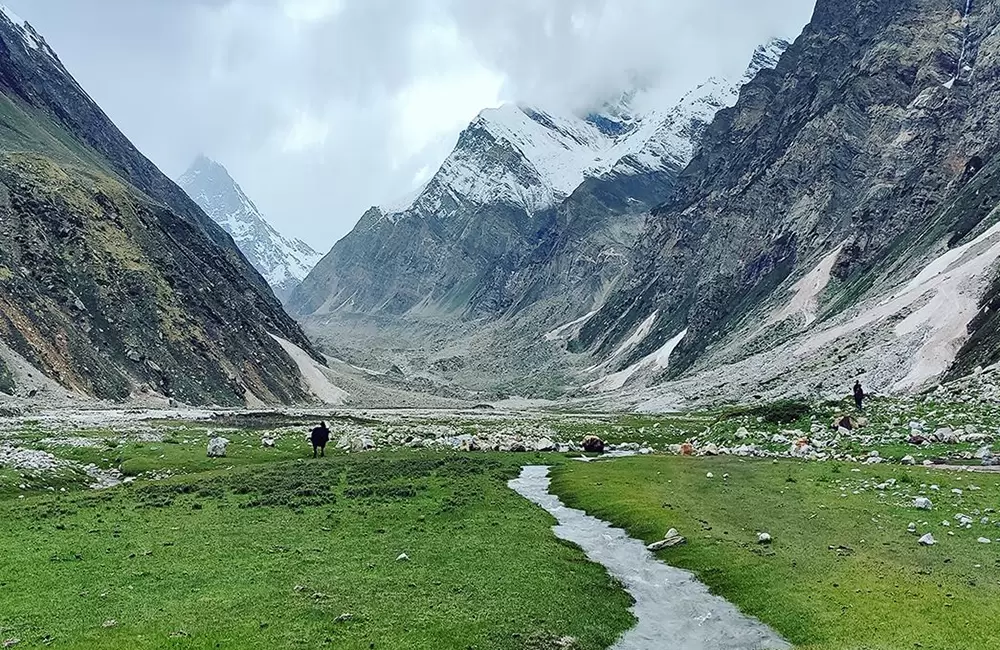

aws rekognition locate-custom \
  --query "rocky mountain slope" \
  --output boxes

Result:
[291,40,787,320]
[290,41,787,394]
[0,6,325,406]
[179,156,321,302]
[571,0,1000,407]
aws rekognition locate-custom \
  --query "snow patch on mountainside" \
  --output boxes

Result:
[180,156,321,298]
[769,245,843,327]
[544,310,599,342]
[0,4,58,59]
[794,220,1000,389]
[269,334,348,405]
[586,328,688,392]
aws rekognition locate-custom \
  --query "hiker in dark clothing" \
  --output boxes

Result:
[853,381,865,411]
[311,421,331,458]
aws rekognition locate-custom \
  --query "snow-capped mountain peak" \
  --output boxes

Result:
[741,37,791,86]
[605,38,790,178]
[179,156,321,301]
[378,38,789,221]
[0,4,57,59]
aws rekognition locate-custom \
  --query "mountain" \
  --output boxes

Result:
[0,5,325,406]
[289,39,788,394]
[179,155,321,302]
[571,0,1000,406]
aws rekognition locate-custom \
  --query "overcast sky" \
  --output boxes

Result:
[7,0,814,252]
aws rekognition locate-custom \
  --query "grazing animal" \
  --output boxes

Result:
[311,421,331,458]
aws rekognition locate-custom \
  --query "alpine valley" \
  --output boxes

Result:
[290,39,794,401]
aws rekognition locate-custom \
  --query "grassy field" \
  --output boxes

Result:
[551,455,1000,650]
[0,450,635,649]
[3,398,1000,649]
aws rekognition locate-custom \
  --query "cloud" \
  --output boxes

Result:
[6,0,814,252]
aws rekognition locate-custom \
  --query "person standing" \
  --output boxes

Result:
[853,381,865,411]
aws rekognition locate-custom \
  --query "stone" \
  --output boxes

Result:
[706,472,714,478]
[907,522,916,533]
[978,537,991,544]
[913,497,933,510]
[396,553,409,562]
[207,437,229,458]
[757,532,773,544]
[735,427,750,439]
[261,437,276,448]
[701,442,719,456]
[351,437,376,452]
[534,438,557,452]
[582,436,605,453]
[918,533,936,546]
[933,427,958,443]
[647,528,687,551]
[901,455,916,465]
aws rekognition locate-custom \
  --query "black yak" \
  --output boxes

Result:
[310,421,331,458]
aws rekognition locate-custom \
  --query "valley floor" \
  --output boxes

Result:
[0,398,998,649]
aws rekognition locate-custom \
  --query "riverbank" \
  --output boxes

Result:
[552,455,1000,649]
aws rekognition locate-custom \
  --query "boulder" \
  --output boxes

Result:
[901,455,916,465]
[534,438,557,452]
[207,437,229,458]
[933,427,958,443]
[582,436,605,453]
[918,533,935,546]
[701,442,719,456]
[913,497,933,510]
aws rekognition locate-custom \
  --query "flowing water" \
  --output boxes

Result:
[509,465,790,650]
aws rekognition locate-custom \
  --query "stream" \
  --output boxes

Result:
[509,465,790,650]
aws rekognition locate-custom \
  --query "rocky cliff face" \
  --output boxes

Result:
[0,6,321,405]
[179,156,321,302]
[573,0,1000,403]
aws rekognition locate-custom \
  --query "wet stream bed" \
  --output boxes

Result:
[509,465,789,650]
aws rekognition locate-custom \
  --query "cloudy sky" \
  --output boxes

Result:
[8,0,814,252]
